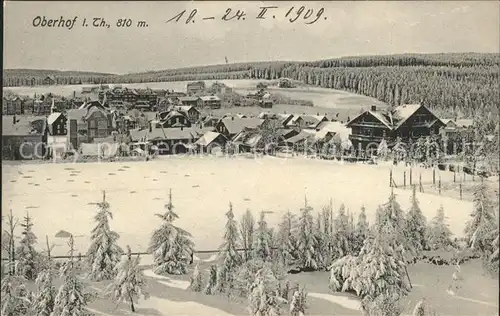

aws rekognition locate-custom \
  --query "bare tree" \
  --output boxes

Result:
[3,210,19,276]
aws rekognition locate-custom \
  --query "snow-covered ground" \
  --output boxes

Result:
[308,292,361,311]
[143,269,191,290]
[2,156,475,257]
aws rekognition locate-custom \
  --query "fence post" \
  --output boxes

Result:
[438,177,441,195]
[404,171,406,189]
[433,168,436,185]
[390,169,393,188]
[460,183,463,200]
[419,174,422,193]
[453,170,456,183]
[410,168,412,186]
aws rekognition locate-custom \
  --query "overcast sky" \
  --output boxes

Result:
[3,1,499,74]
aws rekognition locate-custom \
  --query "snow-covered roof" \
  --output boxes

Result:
[455,119,473,128]
[47,112,63,125]
[200,95,221,102]
[195,131,224,146]
[219,118,264,135]
[392,104,422,128]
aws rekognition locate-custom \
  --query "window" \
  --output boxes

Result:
[89,130,96,138]
[89,120,96,128]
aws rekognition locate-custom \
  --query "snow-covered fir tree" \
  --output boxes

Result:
[234,259,286,298]
[53,236,93,316]
[321,202,334,262]
[148,189,195,275]
[107,245,149,312]
[240,209,256,262]
[353,206,369,254]
[377,139,389,160]
[215,202,242,293]
[332,204,350,260]
[347,211,356,250]
[204,265,217,295]
[252,211,273,262]
[412,299,426,316]
[86,191,123,281]
[276,211,297,267]
[247,267,287,316]
[16,212,39,281]
[427,205,453,250]
[329,221,410,316]
[296,197,322,270]
[31,267,56,316]
[464,183,497,257]
[314,212,330,268]
[377,190,414,261]
[411,298,437,316]
[1,275,32,316]
[405,185,428,253]
[290,287,308,316]
[491,233,499,273]
[188,264,203,292]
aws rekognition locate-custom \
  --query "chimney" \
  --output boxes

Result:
[371,105,377,112]
[13,115,16,125]
[149,122,152,133]
[181,126,184,131]
[231,116,234,121]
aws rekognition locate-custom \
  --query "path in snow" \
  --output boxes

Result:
[138,296,237,316]
[87,307,115,316]
[143,269,191,290]
[446,290,499,307]
[308,292,361,311]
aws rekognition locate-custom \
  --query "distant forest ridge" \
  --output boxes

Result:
[3,68,115,77]
[3,53,499,131]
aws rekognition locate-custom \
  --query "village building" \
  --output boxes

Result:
[278,78,294,88]
[232,128,264,153]
[200,95,222,109]
[129,126,204,155]
[194,131,228,153]
[301,114,329,129]
[179,96,202,108]
[346,104,445,150]
[156,110,191,128]
[187,81,206,95]
[2,96,24,115]
[200,115,220,128]
[259,99,273,108]
[134,100,154,111]
[2,115,47,160]
[42,75,56,85]
[215,117,265,139]
[173,105,201,123]
[285,115,306,129]
[46,112,68,159]
[439,118,475,155]
[208,82,233,95]
[67,105,113,149]
[33,99,52,115]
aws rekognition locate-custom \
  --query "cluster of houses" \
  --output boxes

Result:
[2,81,236,116]
[2,80,486,161]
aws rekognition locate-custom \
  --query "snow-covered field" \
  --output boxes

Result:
[2,156,475,257]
